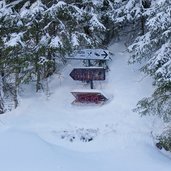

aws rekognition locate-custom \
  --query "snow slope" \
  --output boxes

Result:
[0,42,171,171]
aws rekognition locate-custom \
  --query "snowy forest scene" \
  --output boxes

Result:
[1,0,171,170]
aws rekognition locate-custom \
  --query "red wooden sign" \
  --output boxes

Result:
[71,90,108,104]
[70,67,105,81]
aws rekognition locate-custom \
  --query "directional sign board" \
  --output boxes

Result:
[67,49,112,60]
[70,67,105,81]
[71,90,108,104]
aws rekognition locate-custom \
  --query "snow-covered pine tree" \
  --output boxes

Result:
[20,0,48,92]
[107,0,152,42]
[0,0,27,109]
[129,0,171,121]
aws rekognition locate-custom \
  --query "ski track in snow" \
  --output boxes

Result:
[0,42,171,171]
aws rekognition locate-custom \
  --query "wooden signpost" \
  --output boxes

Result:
[68,48,112,104]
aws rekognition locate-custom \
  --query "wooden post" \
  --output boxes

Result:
[88,60,94,89]
[90,80,94,89]
[87,59,91,67]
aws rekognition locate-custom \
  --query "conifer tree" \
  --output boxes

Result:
[0,0,25,109]
[129,0,171,121]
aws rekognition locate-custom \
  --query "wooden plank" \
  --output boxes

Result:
[71,90,108,104]
[70,67,105,81]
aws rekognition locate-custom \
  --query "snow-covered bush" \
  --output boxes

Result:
[156,128,171,152]
[56,128,99,142]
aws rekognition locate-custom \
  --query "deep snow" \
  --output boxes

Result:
[0,42,171,171]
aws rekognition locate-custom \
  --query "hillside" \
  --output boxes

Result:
[0,42,170,171]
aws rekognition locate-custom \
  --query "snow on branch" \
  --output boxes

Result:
[30,0,47,15]
[4,33,25,47]
[89,14,106,30]
[71,33,79,47]
[49,36,63,48]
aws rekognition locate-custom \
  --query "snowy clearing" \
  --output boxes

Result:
[0,42,171,171]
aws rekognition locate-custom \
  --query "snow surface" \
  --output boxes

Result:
[0,42,171,171]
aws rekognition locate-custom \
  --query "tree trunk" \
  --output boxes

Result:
[36,66,41,92]
[35,24,41,92]
[0,75,4,114]
[14,69,19,109]
[141,16,145,35]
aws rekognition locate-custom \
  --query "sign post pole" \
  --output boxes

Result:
[87,59,94,89]
[90,80,94,89]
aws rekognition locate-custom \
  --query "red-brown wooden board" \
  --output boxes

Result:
[71,90,108,104]
[70,67,105,81]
